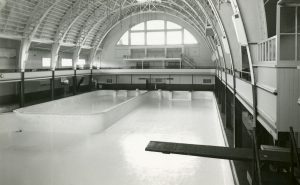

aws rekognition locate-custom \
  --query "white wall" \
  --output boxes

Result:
[26,49,89,69]
[0,39,20,100]
[95,74,215,85]
[0,38,19,69]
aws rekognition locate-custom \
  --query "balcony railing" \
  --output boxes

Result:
[99,66,215,70]
[235,70,251,82]
[257,36,277,62]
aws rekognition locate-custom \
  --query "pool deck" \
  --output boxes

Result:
[0,92,234,185]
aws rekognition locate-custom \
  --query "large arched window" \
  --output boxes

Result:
[117,20,198,46]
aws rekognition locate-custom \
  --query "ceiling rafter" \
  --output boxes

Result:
[53,0,88,43]
[24,0,59,39]
[91,6,214,53]
[86,10,215,68]
[74,0,120,46]
[0,0,229,67]
[87,2,206,48]
[78,0,206,48]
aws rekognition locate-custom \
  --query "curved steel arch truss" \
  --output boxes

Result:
[0,0,235,70]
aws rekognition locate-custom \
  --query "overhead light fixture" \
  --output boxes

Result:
[232,13,248,46]
[136,0,161,3]
[0,0,6,10]
[217,45,223,58]
[222,36,230,54]
[205,20,214,37]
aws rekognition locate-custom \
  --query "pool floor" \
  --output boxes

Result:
[0,93,234,185]
[15,91,132,115]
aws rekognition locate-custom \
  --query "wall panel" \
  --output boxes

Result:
[277,68,300,132]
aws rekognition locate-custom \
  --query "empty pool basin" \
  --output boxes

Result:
[0,91,234,185]
[10,90,147,134]
[15,90,141,115]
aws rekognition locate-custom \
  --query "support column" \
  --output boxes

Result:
[215,76,219,102]
[232,95,236,145]
[234,100,243,148]
[89,69,93,91]
[19,72,25,107]
[217,74,221,104]
[18,38,30,108]
[73,70,77,95]
[168,74,171,91]
[149,74,151,90]
[191,75,194,91]
[51,42,60,70]
[225,89,232,129]
[72,46,81,70]
[221,82,225,113]
[72,46,81,95]
[233,71,238,148]
[251,83,262,185]
[88,48,97,70]
[115,75,118,90]
[50,43,60,100]
[19,38,31,72]
[224,69,228,127]
[50,70,55,100]
[180,60,182,69]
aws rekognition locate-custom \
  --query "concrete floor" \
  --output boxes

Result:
[0,93,234,185]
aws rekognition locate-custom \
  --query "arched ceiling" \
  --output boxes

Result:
[0,0,221,48]
[0,0,235,70]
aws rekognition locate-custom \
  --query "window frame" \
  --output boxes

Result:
[61,58,73,68]
[117,20,198,46]
[42,57,51,68]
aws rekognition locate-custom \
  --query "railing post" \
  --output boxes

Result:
[257,36,277,62]
[224,68,228,127]
[191,74,194,91]
[73,69,77,95]
[168,74,171,91]
[89,69,93,91]
[149,74,151,90]
[251,82,262,185]
[115,75,118,90]
[233,72,239,148]
[19,71,25,107]
[51,70,55,100]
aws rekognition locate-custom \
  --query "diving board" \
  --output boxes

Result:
[145,141,293,163]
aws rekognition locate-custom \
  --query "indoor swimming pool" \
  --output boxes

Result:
[0,90,235,185]
[15,90,143,115]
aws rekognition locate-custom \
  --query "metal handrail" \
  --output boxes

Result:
[0,68,93,73]
[0,66,216,75]
[258,35,277,44]
[234,70,251,82]
[0,69,22,73]
[98,66,216,70]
